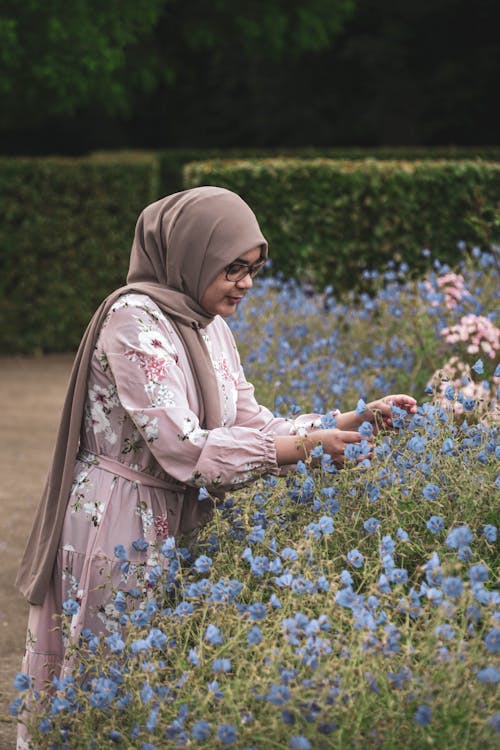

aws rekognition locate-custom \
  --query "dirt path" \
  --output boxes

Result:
[0,354,73,750]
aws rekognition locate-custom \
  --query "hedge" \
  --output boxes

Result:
[1,152,499,354]
[160,146,500,196]
[183,158,500,288]
[0,153,159,354]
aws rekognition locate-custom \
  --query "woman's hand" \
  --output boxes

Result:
[335,394,417,433]
[274,428,371,468]
[365,394,417,432]
[320,428,373,467]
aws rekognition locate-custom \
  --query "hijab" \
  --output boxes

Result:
[16,186,268,605]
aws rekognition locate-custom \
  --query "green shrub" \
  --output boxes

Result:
[0,153,159,354]
[184,158,500,287]
[2,151,499,354]
[158,146,500,196]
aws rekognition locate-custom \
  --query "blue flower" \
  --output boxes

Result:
[250,555,270,577]
[321,411,338,428]
[248,602,267,621]
[356,399,367,415]
[192,720,211,741]
[188,648,199,665]
[140,682,154,703]
[477,666,500,684]
[484,629,500,654]
[422,483,440,501]
[290,736,312,750]
[441,437,454,454]
[247,625,263,645]
[130,609,150,627]
[212,658,231,673]
[9,697,23,717]
[446,525,473,549]
[38,718,51,734]
[204,624,224,645]
[13,673,31,691]
[62,598,80,616]
[114,544,127,560]
[359,420,374,438]
[363,517,381,534]
[217,724,237,745]
[444,385,456,401]
[193,555,213,573]
[408,436,426,454]
[414,705,432,726]
[198,486,209,501]
[442,576,463,599]
[347,549,364,568]
[267,684,291,706]
[270,594,282,609]
[483,524,497,543]
[248,525,266,543]
[472,359,484,374]
[132,538,149,552]
[389,568,408,585]
[106,632,125,654]
[147,628,168,649]
[397,527,409,542]
[426,516,444,534]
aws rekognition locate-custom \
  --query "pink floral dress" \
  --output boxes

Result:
[21,293,322,692]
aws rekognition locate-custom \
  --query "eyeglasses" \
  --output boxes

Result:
[224,258,266,282]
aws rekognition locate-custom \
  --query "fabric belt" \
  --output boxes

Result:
[77,450,186,492]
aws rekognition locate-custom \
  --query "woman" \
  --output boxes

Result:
[16,186,416,696]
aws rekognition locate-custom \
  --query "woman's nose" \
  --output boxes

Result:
[236,272,253,290]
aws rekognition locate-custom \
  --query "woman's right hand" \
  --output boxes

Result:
[274,428,371,468]
[320,428,370,467]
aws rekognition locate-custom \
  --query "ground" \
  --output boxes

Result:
[0,355,73,750]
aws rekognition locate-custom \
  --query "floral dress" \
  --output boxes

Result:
[21,293,322,692]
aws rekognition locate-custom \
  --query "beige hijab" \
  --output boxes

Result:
[16,186,268,605]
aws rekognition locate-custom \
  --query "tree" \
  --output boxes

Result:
[0,0,168,127]
[0,0,356,131]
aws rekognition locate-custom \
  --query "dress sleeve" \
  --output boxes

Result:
[99,299,280,491]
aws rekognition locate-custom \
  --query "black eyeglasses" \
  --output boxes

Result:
[224,258,266,282]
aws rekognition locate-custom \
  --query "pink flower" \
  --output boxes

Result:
[440,315,499,359]
[436,273,468,309]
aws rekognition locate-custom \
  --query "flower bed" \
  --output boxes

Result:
[13,245,499,749]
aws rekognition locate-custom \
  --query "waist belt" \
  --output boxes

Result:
[77,450,186,492]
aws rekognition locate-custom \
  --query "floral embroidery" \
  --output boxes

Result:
[213,353,238,388]
[82,499,106,527]
[138,329,178,360]
[154,514,170,540]
[124,350,174,384]
[144,382,176,408]
[135,413,159,442]
[178,416,209,445]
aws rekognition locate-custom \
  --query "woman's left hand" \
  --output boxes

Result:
[366,394,417,432]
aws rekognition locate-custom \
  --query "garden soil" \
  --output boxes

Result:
[0,354,73,750]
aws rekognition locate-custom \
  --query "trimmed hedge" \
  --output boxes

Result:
[183,158,500,287]
[1,151,499,353]
[0,153,159,354]
[160,146,500,195]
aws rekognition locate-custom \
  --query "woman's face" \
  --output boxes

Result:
[200,246,263,318]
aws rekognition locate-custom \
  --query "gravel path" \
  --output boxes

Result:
[0,354,73,749]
